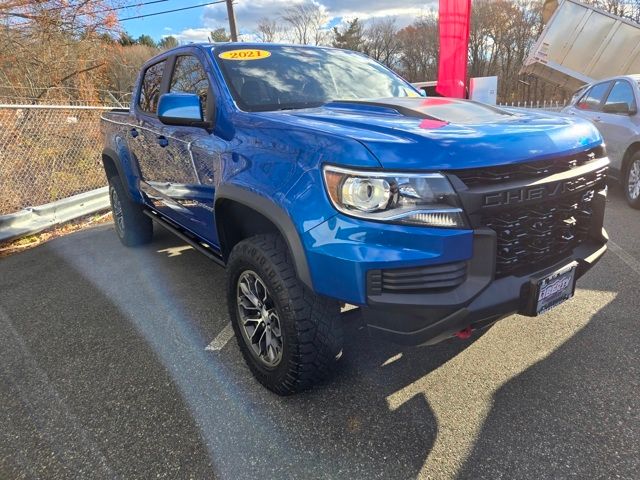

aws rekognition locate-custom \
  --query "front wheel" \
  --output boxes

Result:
[624,152,640,209]
[226,234,343,395]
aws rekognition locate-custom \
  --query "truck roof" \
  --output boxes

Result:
[183,42,342,51]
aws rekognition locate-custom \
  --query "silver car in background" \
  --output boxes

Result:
[563,75,640,208]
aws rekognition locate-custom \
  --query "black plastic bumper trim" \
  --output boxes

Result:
[362,235,607,346]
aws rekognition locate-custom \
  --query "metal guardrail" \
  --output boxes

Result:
[0,187,109,243]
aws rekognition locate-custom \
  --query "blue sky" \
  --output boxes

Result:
[120,1,437,43]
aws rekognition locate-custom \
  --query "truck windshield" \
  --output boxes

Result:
[214,45,418,112]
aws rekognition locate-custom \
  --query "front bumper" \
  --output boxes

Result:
[359,159,609,345]
[362,232,607,345]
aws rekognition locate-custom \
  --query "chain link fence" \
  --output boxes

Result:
[0,86,133,108]
[0,105,113,215]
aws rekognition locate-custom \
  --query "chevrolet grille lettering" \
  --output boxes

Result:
[483,180,576,207]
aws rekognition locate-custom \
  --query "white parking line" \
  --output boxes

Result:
[205,322,235,351]
[608,240,640,277]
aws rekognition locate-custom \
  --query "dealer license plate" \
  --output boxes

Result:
[535,264,577,315]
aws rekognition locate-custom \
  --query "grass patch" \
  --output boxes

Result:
[0,211,112,258]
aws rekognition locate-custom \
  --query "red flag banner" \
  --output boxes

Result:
[436,0,471,98]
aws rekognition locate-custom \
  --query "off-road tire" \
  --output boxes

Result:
[108,175,153,246]
[226,234,343,395]
[623,152,640,209]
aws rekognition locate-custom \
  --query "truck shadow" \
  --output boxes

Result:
[455,273,639,479]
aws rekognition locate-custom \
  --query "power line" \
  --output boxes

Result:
[0,1,170,21]
[2,0,237,40]
[92,0,171,15]
[0,0,169,16]
[119,0,227,21]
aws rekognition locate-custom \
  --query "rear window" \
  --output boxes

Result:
[138,61,166,114]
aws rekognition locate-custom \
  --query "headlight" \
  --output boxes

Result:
[322,165,468,228]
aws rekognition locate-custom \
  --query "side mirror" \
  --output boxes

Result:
[157,93,212,128]
[602,102,634,115]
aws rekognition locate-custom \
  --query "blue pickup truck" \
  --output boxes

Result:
[101,43,609,394]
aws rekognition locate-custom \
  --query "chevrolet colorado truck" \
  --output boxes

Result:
[101,43,609,395]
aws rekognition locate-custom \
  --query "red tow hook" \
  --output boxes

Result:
[455,326,473,340]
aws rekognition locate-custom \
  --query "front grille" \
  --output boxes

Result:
[368,261,467,295]
[482,189,596,277]
[453,146,604,188]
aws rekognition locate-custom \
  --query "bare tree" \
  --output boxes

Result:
[396,13,439,82]
[256,17,281,43]
[0,0,121,34]
[584,0,640,22]
[0,1,127,104]
[363,18,401,68]
[281,1,330,45]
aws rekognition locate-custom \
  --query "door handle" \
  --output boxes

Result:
[593,116,602,123]
[157,135,169,148]
[130,128,139,138]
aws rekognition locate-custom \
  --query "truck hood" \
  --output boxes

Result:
[260,98,602,170]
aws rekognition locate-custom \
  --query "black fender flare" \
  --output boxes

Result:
[215,184,313,289]
[102,147,143,202]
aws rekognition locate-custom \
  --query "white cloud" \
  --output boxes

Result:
[202,0,437,34]
[171,0,438,44]
[172,27,213,43]
[320,1,437,21]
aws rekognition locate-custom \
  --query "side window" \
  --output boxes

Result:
[603,80,636,113]
[577,82,611,111]
[139,61,166,114]
[170,56,210,113]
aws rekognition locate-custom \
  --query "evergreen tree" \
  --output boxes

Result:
[332,18,364,51]
[136,34,157,48]
[159,36,179,49]
[118,32,137,46]
[209,28,230,42]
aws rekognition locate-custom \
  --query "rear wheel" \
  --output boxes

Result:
[226,234,343,395]
[108,176,153,246]
[623,152,640,209]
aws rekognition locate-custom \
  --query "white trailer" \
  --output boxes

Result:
[521,0,640,92]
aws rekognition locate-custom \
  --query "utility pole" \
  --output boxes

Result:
[226,0,238,42]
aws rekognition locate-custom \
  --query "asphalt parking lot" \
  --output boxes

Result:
[1,187,639,480]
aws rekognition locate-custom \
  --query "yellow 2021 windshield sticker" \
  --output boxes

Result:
[218,49,271,60]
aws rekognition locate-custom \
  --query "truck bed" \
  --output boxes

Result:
[521,0,640,91]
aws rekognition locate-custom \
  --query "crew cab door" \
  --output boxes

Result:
[130,58,189,221]
[134,51,223,246]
